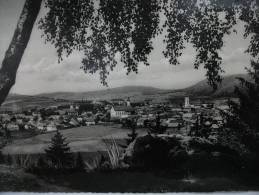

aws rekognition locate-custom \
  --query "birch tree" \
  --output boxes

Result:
[0,0,42,106]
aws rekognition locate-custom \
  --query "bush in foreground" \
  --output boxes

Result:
[123,134,247,174]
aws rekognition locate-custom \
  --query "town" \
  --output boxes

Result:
[0,96,229,140]
[1,0,259,192]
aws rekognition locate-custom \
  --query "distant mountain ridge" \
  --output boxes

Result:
[183,73,249,97]
[3,73,249,110]
[37,86,168,100]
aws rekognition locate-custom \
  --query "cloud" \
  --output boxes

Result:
[16,37,249,94]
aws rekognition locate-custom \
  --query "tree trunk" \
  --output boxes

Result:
[0,0,42,106]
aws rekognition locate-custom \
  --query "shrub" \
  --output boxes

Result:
[85,157,101,171]
[102,138,125,170]
[125,134,244,174]
[14,154,36,169]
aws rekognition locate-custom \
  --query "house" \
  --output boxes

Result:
[1,114,11,122]
[216,105,230,112]
[24,124,30,130]
[111,99,125,105]
[37,122,46,131]
[49,115,60,120]
[58,110,67,115]
[204,121,212,127]
[6,123,19,131]
[171,107,182,112]
[77,117,83,123]
[213,116,224,126]
[16,119,24,125]
[85,118,96,126]
[69,118,80,127]
[182,113,194,122]
[46,122,57,132]
[110,106,135,119]
[66,108,79,116]
[164,118,180,128]
[211,124,219,129]
[32,111,40,117]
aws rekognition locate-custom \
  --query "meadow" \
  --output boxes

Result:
[2,124,147,155]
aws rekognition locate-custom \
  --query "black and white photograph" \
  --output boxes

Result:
[0,0,259,193]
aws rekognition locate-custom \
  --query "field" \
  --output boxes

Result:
[2,125,259,192]
[2,125,147,155]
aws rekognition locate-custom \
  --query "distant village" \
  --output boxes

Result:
[0,96,230,139]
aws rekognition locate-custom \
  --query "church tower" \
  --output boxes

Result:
[184,97,190,108]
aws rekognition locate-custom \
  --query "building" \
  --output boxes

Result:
[110,99,125,105]
[164,118,180,128]
[37,122,46,131]
[69,118,80,127]
[6,123,19,131]
[126,97,131,107]
[46,122,57,132]
[66,108,78,116]
[184,97,190,108]
[110,106,135,119]
[85,117,96,126]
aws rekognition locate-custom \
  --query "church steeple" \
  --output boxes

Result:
[126,97,131,107]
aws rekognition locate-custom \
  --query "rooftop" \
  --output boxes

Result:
[112,106,135,112]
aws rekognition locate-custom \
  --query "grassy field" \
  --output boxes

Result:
[2,125,147,155]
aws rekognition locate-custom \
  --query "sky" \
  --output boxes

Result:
[0,0,251,95]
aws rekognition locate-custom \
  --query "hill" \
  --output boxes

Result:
[38,86,167,101]
[1,74,250,111]
[1,94,69,112]
[183,74,249,97]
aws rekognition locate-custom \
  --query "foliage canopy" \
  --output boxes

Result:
[230,60,259,132]
[39,0,259,89]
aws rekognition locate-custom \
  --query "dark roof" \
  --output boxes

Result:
[111,98,124,101]
[113,106,135,112]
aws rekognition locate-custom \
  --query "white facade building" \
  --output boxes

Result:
[110,106,134,119]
